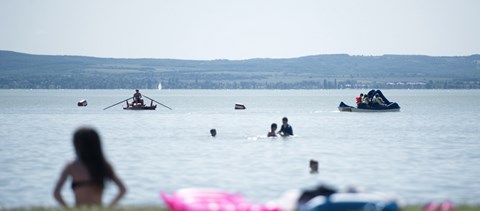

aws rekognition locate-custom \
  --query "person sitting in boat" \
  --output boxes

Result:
[373,93,386,106]
[133,89,144,105]
[362,94,371,105]
[279,117,293,136]
[267,123,278,137]
[355,93,364,105]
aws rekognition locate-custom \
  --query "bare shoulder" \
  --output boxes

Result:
[68,159,81,167]
[57,160,76,177]
[65,160,87,175]
[64,160,77,171]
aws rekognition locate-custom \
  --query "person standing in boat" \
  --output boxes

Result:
[279,117,293,136]
[53,127,126,208]
[133,89,144,105]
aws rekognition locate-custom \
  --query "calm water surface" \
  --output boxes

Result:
[0,89,479,208]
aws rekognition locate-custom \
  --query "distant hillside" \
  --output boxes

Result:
[1,50,479,89]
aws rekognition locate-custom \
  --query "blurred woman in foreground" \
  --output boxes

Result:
[53,127,126,208]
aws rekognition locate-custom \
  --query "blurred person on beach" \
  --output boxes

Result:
[267,123,278,137]
[279,117,293,136]
[53,127,126,208]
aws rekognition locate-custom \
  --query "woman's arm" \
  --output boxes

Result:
[53,164,70,208]
[107,164,127,208]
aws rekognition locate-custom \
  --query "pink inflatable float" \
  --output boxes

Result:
[161,188,280,211]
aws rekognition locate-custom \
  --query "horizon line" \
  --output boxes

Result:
[1,49,479,61]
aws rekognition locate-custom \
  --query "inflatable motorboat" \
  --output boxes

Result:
[338,90,400,112]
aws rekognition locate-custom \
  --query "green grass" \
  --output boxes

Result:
[0,207,168,211]
[403,205,480,211]
[2,205,480,211]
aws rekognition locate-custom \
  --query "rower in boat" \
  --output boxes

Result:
[133,89,144,106]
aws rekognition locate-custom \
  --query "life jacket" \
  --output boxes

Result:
[355,96,361,104]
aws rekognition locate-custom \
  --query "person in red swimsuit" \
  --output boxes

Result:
[356,93,364,105]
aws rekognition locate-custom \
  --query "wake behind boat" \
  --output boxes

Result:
[338,90,400,112]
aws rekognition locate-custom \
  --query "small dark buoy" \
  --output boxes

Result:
[77,99,88,107]
[234,103,246,110]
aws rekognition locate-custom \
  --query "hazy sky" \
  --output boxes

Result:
[1,0,479,60]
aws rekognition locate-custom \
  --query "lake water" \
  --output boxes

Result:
[0,89,479,208]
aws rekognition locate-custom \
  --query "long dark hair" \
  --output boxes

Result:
[73,127,113,188]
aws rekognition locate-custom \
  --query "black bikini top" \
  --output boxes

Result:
[71,180,95,190]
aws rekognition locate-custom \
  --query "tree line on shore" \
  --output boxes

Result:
[2,76,478,89]
[1,50,479,89]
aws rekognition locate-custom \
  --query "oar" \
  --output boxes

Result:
[143,95,173,110]
[103,97,132,110]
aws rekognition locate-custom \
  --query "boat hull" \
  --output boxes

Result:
[338,101,400,112]
[341,107,400,112]
[123,105,157,110]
